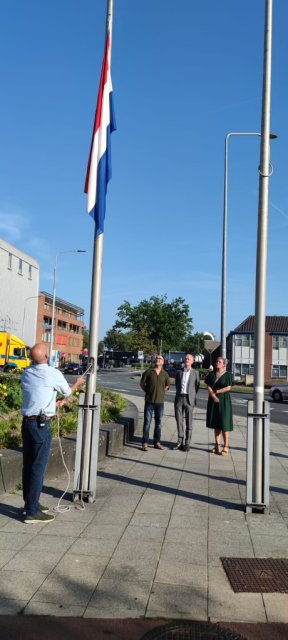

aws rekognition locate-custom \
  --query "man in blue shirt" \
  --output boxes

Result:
[21,343,84,524]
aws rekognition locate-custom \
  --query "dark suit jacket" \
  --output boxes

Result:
[174,368,200,406]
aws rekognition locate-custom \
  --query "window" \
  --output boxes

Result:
[28,264,32,280]
[272,365,288,378]
[18,258,23,275]
[8,253,12,269]
[42,332,51,343]
[235,334,254,347]
[272,336,288,350]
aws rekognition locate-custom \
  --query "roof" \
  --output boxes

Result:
[203,340,220,352]
[234,315,288,333]
[40,291,84,315]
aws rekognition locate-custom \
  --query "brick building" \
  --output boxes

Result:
[227,315,288,382]
[36,292,84,365]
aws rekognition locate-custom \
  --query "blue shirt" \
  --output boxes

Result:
[21,364,72,417]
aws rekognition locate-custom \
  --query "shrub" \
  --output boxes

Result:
[0,386,127,449]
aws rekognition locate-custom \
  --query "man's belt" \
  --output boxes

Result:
[23,415,51,420]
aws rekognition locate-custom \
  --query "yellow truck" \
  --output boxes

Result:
[0,332,30,371]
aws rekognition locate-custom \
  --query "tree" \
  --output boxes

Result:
[114,295,193,353]
[181,332,205,355]
[103,328,133,351]
[83,326,89,349]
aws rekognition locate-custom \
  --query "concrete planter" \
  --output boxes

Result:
[0,399,138,494]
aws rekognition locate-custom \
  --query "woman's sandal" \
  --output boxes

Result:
[221,447,230,455]
[212,445,221,455]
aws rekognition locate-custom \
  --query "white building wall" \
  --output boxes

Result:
[0,238,39,345]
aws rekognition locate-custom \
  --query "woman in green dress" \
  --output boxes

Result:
[205,357,233,455]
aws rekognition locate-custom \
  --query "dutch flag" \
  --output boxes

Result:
[84,34,116,236]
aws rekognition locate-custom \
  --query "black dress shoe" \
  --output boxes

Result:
[173,443,183,450]
[185,444,190,452]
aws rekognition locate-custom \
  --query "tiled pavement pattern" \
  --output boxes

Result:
[1,394,288,624]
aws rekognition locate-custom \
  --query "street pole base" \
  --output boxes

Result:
[73,489,96,504]
[246,502,268,514]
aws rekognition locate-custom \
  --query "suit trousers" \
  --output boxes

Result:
[174,395,194,444]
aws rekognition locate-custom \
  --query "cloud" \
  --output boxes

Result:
[0,212,27,242]
[270,200,288,223]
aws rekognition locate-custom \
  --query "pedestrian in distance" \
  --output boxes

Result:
[205,357,233,455]
[21,343,85,524]
[140,354,170,451]
[174,353,200,451]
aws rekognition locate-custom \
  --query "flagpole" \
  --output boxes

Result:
[80,0,114,493]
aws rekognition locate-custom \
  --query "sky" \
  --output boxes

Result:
[1,0,288,343]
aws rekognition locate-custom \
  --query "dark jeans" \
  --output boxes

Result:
[142,402,164,445]
[22,417,52,516]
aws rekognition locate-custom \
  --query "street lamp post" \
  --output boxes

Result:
[220,131,277,360]
[49,250,86,366]
[22,295,41,340]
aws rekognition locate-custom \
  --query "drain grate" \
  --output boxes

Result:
[221,557,288,592]
[141,621,247,640]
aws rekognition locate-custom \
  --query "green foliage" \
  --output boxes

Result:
[113,294,193,353]
[0,377,22,411]
[103,328,133,351]
[83,326,89,349]
[181,332,205,355]
[0,386,127,449]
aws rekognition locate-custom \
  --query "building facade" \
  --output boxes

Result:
[36,292,84,365]
[227,316,288,382]
[0,238,39,346]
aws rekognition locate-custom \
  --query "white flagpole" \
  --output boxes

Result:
[80,0,114,493]
[252,0,273,507]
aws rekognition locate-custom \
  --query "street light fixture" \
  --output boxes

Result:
[220,131,277,360]
[49,249,86,366]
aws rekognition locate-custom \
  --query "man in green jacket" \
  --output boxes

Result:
[140,355,170,451]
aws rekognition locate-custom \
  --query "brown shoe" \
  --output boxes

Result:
[142,443,148,451]
[154,442,165,450]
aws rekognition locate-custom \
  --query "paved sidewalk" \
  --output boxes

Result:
[1,394,288,635]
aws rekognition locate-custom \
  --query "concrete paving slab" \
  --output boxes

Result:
[263,594,288,623]
[0,570,46,600]
[0,549,15,568]
[79,523,127,540]
[102,559,157,583]
[3,550,63,573]
[88,578,152,613]
[22,536,75,556]
[51,553,108,578]
[154,559,207,587]
[250,534,288,557]
[23,602,86,616]
[0,599,27,614]
[146,582,207,619]
[31,575,97,605]
[208,566,267,622]
[0,531,35,550]
[69,537,119,557]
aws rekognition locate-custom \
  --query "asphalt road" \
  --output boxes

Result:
[66,368,288,427]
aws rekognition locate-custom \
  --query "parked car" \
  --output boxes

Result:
[165,365,177,379]
[63,362,83,375]
[270,384,288,403]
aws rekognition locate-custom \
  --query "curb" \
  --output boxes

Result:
[0,399,138,494]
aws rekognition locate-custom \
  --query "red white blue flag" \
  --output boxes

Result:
[84,34,116,235]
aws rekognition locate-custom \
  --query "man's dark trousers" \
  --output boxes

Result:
[22,417,52,516]
[142,403,164,445]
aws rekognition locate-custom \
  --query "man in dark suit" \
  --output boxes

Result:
[174,353,200,451]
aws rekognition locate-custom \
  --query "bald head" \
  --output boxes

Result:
[30,343,49,364]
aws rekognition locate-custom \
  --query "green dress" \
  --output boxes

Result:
[205,371,233,432]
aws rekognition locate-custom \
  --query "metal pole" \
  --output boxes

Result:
[81,0,114,491]
[49,250,86,366]
[253,0,273,506]
[49,254,57,366]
